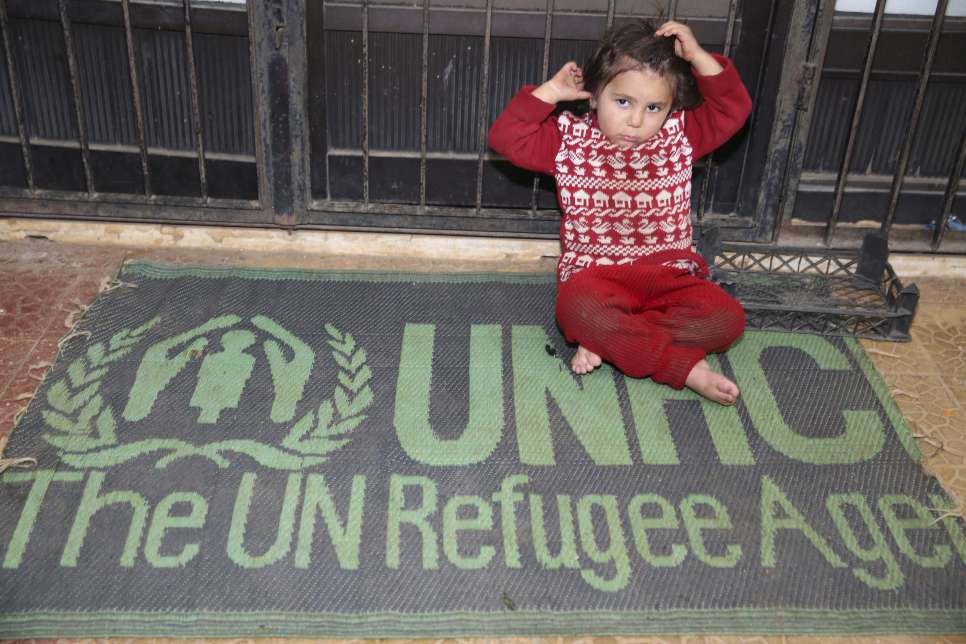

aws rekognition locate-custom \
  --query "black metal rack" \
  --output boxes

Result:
[705,231,919,341]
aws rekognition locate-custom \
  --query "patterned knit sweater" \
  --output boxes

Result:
[488,54,751,282]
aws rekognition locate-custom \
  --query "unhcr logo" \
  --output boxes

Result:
[39,315,373,470]
[4,309,964,594]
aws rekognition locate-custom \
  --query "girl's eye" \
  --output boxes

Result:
[616,98,630,107]
[646,104,662,113]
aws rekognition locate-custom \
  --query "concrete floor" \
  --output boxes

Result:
[0,219,964,643]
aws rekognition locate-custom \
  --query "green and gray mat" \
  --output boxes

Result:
[1,262,964,637]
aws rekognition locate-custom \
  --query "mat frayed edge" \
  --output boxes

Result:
[1,267,136,476]
[0,433,36,475]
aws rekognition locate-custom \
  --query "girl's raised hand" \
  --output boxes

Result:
[655,20,723,76]
[655,21,703,62]
[533,61,593,104]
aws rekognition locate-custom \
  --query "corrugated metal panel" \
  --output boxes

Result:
[11,18,76,141]
[803,77,856,173]
[909,81,966,176]
[428,34,483,152]
[487,36,542,130]
[194,32,254,155]
[320,32,574,154]
[0,37,15,136]
[369,31,420,150]
[804,75,966,178]
[841,79,915,175]
[550,39,599,77]
[325,30,362,149]
[137,27,192,150]
[74,23,136,145]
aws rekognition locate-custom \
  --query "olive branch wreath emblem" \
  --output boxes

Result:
[40,319,372,470]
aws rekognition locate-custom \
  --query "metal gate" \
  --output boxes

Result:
[0,0,267,226]
[758,0,966,252]
[299,0,771,240]
[0,0,962,253]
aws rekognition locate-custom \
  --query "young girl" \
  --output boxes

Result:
[488,19,752,405]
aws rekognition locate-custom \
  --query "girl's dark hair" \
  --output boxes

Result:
[582,19,700,110]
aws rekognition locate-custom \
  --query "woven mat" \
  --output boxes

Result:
[1,262,964,637]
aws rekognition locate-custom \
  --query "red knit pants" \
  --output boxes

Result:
[555,263,745,389]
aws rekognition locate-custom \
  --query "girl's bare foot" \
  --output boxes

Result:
[685,359,739,405]
[571,345,602,375]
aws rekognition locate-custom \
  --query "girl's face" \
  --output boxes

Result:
[591,66,673,149]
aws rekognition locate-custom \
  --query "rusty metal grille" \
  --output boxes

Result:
[764,0,966,253]
[0,0,962,256]
[0,0,263,222]
[305,0,749,236]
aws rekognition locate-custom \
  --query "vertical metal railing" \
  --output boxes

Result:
[667,0,679,21]
[183,0,208,201]
[474,0,494,214]
[530,0,554,215]
[121,0,151,197]
[246,0,268,210]
[882,0,947,235]
[933,133,966,250]
[418,0,429,210]
[361,0,370,205]
[824,0,886,245]
[58,0,93,195]
[744,0,784,237]
[0,1,261,217]
[320,8,330,202]
[606,0,615,29]
[771,0,835,241]
[696,0,739,221]
[0,0,33,192]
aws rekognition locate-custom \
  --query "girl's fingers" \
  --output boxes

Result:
[656,21,692,40]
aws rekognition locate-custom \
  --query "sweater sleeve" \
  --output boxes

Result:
[684,54,753,160]
[487,85,562,175]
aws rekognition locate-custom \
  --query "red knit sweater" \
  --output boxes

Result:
[488,54,752,282]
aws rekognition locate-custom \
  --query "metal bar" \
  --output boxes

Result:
[292,1,309,222]
[0,189,258,208]
[183,0,208,201]
[325,147,501,160]
[305,198,755,225]
[667,0,678,21]
[932,131,966,250]
[121,0,151,197]
[723,0,738,49]
[418,0,429,209]
[882,0,947,235]
[0,196,269,224]
[312,199,560,220]
[474,0,493,213]
[606,0,615,29]
[245,0,269,212]
[771,0,836,242]
[531,0,553,214]
[696,0,738,220]
[824,0,886,245]
[743,0,783,233]
[306,0,327,203]
[0,136,254,162]
[0,0,33,191]
[362,0,370,205]
[58,0,93,195]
